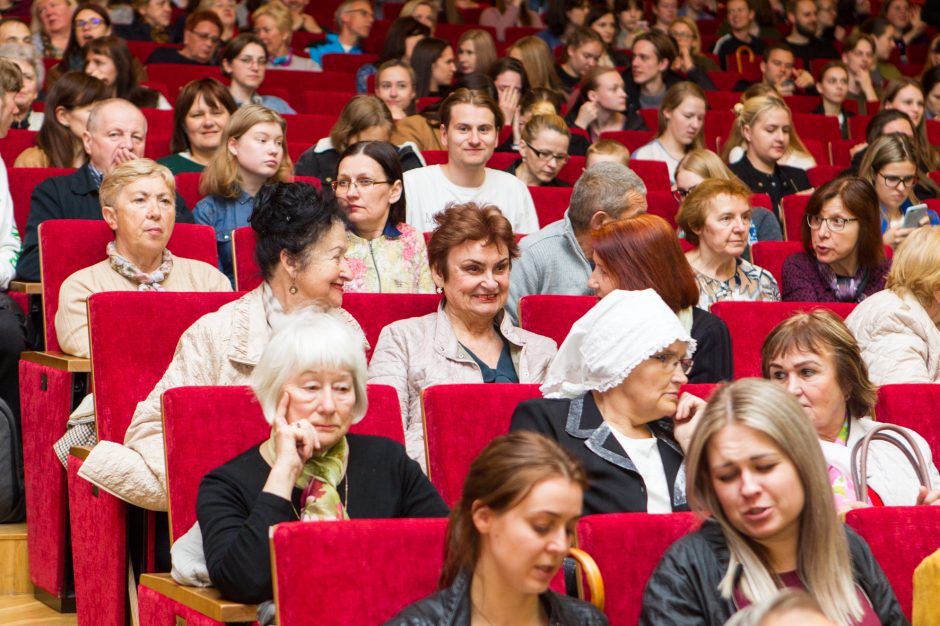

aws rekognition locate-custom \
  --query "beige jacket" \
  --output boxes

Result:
[368,304,557,469]
[391,115,444,152]
[78,286,367,510]
[845,289,940,385]
[55,257,232,358]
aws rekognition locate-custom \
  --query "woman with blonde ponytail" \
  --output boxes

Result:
[640,379,906,626]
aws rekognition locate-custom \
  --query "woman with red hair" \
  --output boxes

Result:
[588,214,732,383]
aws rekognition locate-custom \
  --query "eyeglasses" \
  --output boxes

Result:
[878,172,917,189]
[344,8,374,18]
[672,184,697,203]
[331,178,391,192]
[191,30,222,44]
[807,215,859,231]
[649,352,694,375]
[76,17,104,28]
[526,145,569,163]
[235,56,266,67]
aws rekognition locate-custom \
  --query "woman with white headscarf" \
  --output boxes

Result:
[510,289,706,515]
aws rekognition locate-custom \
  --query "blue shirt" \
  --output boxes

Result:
[307,32,363,66]
[193,190,254,286]
[235,93,296,115]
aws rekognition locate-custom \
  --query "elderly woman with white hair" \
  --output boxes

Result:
[510,289,706,515]
[0,43,44,130]
[197,308,449,605]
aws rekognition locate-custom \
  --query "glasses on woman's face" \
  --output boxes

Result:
[649,352,694,375]
[527,145,569,163]
[878,172,917,189]
[672,184,697,203]
[806,214,858,231]
[77,17,104,28]
[331,178,391,193]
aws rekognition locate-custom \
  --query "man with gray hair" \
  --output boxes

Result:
[506,162,648,321]
[0,43,43,130]
[306,0,374,66]
[16,98,193,281]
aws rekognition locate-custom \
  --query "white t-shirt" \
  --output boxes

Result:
[609,428,673,513]
[403,165,540,234]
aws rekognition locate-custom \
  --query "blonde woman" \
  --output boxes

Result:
[252,0,320,71]
[507,35,565,97]
[455,29,497,76]
[509,114,571,187]
[632,81,705,185]
[195,105,293,284]
[640,379,906,626]
[399,0,438,34]
[724,94,812,219]
[669,16,719,74]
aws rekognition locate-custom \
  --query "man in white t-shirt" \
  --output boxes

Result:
[403,88,539,234]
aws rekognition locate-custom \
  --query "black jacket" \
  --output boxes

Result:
[510,393,688,515]
[197,434,448,604]
[383,570,608,625]
[15,164,193,281]
[640,520,909,626]
[622,70,714,121]
[689,307,733,383]
[728,157,811,222]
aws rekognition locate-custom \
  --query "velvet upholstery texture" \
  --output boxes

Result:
[423,383,541,506]
[751,241,802,286]
[781,194,810,241]
[845,506,940,620]
[575,513,701,626]
[271,518,448,625]
[710,301,857,379]
[913,548,940,626]
[138,586,257,626]
[19,361,72,598]
[518,295,595,348]
[232,227,260,291]
[628,160,671,191]
[162,383,406,541]
[680,383,720,400]
[9,167,74,237]
[343,293,442,361]
[89,291,242,443]
[646,191,680,229]
[528,186,573,228]
[40,220,219,352]
[874,384,940,463]
[174,172,202,209]
[68,454,128,626]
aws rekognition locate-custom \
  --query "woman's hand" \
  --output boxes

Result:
[849,141,868,158]
[673,47,694,74]
[917,486,940,505]
[387,104,407,121]
[904,5,926,45]
[498,86,521,129]
[263,390,321,500]
[853,68,878,102]
[574,101,599,130]
[884,224,920,249]
[672,393,706,453]
[792,68,815,90]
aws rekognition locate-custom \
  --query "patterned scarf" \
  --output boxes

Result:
[267,433,350,521]
[815,259,869,302]
[107,240,173,291]
[270,53,292,66]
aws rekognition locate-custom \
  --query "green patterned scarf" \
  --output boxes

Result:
[267,434,350,521]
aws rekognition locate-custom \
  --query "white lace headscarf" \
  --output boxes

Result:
[539,289,697,399]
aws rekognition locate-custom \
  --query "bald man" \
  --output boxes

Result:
[16,98,194,281]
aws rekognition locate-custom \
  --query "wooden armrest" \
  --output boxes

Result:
[914,548,940,626]
[569,547,605,612]
[8,280,42,294]
[20,351,91,372]
[139,573,257,622]
[69,446,92,461]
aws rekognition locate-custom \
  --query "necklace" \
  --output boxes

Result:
[291,477,349,520]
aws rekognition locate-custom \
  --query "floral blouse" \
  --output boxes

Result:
[692,257,781,311]
[344,222,435,294]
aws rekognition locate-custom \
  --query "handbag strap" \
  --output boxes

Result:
[850,423,931,505]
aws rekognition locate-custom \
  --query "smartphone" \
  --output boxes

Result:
[901,204,938,229]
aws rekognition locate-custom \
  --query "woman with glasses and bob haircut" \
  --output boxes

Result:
[511,288,707,515]
[507,114,571,187]
[847,226,940,385]
[781,177,890,303]
[640,378,906,626]
[587,215,732,384]
[858,133,940,249]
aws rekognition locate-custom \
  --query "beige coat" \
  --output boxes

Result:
[391,115,444,152]
[845,289,940,385]
[368,304,557,469]
[78,286,367,510]
[55,257,232,358]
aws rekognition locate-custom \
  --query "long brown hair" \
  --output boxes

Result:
[439,431,587,587]
[36,71,110,168]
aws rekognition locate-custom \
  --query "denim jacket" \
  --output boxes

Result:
[194,190,254,286]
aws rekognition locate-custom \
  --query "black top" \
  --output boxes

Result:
[689,307,733,384]
[555,63,581,94]
[114,20,175,43]
[728,157,811,221]
[196,434,449,604]
[510,393,688,516]
[15,164,193,281]
[640,520,908,626]
[787,37,839,69]
[504,159,571,187]
[294,143,424,187]
[146,47,210,65]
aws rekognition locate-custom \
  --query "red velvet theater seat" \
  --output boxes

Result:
[271,518,448,626]
[343,292,441,361]
[575,513,701,626]
[9,167,75,237]
[529,186,573,228]
[875,384,940,462]
[174,171,203,209]
[845,506,940,620]
[781,194,810,241]
[231,226,260,291]
[750,241,802,286]
[422,383,541,506]
[710,301,856,379]
[629,159,671,191]
[518,294,595,347]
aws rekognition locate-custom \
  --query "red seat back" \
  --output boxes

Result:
[421,150,448,166]
[89,291,242,443]
[647,190,679,228]
[173,171,203,209]
[9,167,75,236]
[485,151,518,171]
[518,295,595,347]
[874,384,940,462]
[298,90,360,116]
[598,130,655,152]
[575,513,701,626]
[807,164,844,188]
[750,241,802,285]
[162,383,405,542]
[344,293,441,361]
[845,506,940,620]
[145,64,225,103]
[272,518,448,625]
[231,226,260,291]
[556,156,586,186]
[710,301,856,379]
[0,129,37,165]
[320,52,378,72]
[528,186,572,227]
[781,194,810,241]
[630,159,671,191]
[423,383,541,506]
[39,220,218,353]
[792,113,840,146]
[266,69,356,93]
[783,94,822,113]
[282,114,338,144]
